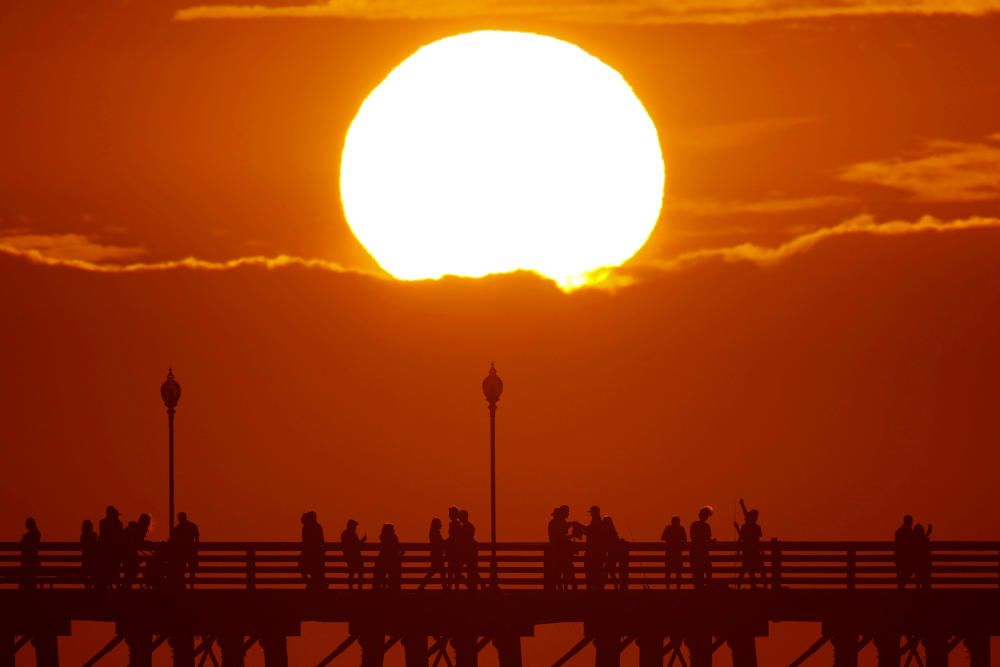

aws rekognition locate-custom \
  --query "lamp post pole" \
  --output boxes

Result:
[482,363,503,589]
[160,369,181,538]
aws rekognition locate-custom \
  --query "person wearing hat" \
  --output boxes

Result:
[690,506,715,589]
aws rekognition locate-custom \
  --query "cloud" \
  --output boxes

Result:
[646,214,1000,272]
[0,232,147,263]
[667,195,853,217]
[5,216,999,294]
[174,0,1000,24]
[840,135,1000,202]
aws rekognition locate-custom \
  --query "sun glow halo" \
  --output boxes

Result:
[340,31,665,289]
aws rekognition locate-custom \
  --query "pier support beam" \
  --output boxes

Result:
[493,634,523,667]
[360,631,385,667]
[873,634,900,667]
[923,635,948,667]
[126,632,153,667]
[593,631,621,667]
[452,635,478,667]
[169,633,195,667]
[963,635,989,667]
[218,634,246,667]
[637,634,664,667]
[0,635,14,667]
[685,632,712,667]
[0,634,14,667]
[727,634,758,667]
[831,632,859,667]
[261,634,288,667]
[30,633,59,667]
[402,634,427,667]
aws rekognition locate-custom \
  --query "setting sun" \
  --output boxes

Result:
[339,30,665,289]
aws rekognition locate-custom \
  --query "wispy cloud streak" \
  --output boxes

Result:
[175,0,1000,24]
[840,134,1000,202]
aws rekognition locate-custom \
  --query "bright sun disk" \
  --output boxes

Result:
[340,30,665,290]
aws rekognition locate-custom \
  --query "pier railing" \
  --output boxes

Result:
[2,540,998,590]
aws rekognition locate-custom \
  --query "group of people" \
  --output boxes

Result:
[17,507,199,591]
[300,506,482,592]
[894,515,933,589]
[16,507,937,592]
[545,505,628,591]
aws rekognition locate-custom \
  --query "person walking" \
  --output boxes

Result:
[419,517,447,590]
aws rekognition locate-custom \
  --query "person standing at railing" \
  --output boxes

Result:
[342,519,366,590]
[913,523,933,590]
[122,513,151,590]
[735,501,767,589]
[97,505,124,591]
[661,516,686,590]
[170,512,200,590]
[299,511,326,591]
[894,514,915,589]
[603,516,629,592]
[546,505,575,591]
[446,506,465,589]
[373,523,404,591]
[459,509,480,590]
[579,505,608,591]
[19,517,41,591]
[690,506,715,589]
[418,517,447,590]
[80,520,98,591]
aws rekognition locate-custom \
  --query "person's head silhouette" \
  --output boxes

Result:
[25,517,37,532]
[431,517,442,531]
[82,519,94,534]
[106,505,119,519]
[458,510,469,523]
[589,505,601,520]
[747,509,759,524]
[448,506,459,521]
[178,512,188,524]
[698,506,714,521]
[903,515,913,528]
[671,516,681,527]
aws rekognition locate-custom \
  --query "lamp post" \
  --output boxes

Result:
[160,369,181,537]
[482,363,503,589]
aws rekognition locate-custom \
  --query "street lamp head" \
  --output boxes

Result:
[482,362,503,405]
[160,368,181,409]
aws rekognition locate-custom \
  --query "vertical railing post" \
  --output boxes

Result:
[996,549,1000,590]
[247,547,256,591]
[846,547,856,591]
[770,539,781,590]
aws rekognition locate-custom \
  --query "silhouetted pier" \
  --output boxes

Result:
[2,540,999,667]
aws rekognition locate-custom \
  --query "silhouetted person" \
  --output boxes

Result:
[661,516,686,589]
[122,513,151,590]
[98,505,124,591]
[144,542,168,591]
[581,505,607,591]
[459,509,480,590]
[299,511,326,591]
[894,515,915,589]
[603,516,629,592]
[20,518,41,591]
[690,506,715,589]
[419,517,447,590]
[445,506,469,589]
[373,523,403,591]
[913,523,933,590]
[170,512,200,589]
[341,519,366,590]
[80,520,98,591]
[735,501,767,589]
[546,506,576,591]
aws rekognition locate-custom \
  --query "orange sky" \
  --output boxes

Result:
[2,2,1000,665]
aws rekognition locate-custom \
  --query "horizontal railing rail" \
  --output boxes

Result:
[1,541,998,591]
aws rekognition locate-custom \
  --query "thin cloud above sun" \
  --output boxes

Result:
[175,0,1000,23]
